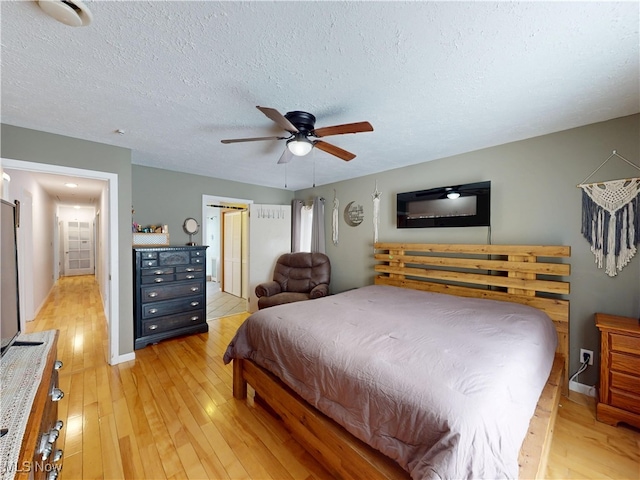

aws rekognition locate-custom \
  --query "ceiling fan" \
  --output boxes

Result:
[221,106,374,164]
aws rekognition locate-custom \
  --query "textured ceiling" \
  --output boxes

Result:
[1,1,638,192]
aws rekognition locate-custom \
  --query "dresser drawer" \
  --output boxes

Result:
[143,296,203,319]
[610,370,640,395]
[176,271,204,281]
[191,256,205,265]
[141,259,158,268]
[158,250,191,266]
[141,274,176,284]
[610,389,640,415]
[610,332,640,356]
[191,249,205,258]
[142,310,206,335]
[610,352,640,376]
[176,265,204,273]
[141,267,175,276]
[141,281,203,302]
[140,251,157,260]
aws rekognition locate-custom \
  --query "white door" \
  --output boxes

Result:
[248,204,292,312]
[223,211,242,296]
[63,220,94,276]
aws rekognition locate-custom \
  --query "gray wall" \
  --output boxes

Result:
[296,114,640,387]
[132,165,294,245]
[1,124,295,356]
[1,124,134,355]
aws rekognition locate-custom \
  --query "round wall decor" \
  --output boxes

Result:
[344,201,364,227]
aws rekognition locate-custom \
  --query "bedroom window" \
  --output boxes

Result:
[292,197,326,253]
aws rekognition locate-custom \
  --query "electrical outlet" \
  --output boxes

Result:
[580,348,594,365]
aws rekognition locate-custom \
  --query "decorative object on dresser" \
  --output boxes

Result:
[0,330,64,480]
[183,217,200,246]
[133,246,208,350]
[595,312,640,429]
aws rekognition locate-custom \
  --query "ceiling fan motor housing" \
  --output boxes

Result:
[284,111,316,133]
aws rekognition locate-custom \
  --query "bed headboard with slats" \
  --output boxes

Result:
[373,243,570,391]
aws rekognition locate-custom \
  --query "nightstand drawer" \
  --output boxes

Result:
[610,370,640,395]
[610,332,640,356]
[610,389,640,415]
[610,352,640,376]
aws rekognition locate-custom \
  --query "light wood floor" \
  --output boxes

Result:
[26,276,640,479]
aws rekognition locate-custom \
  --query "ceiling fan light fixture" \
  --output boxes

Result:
[287,135,313,156]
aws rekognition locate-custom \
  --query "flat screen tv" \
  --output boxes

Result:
[397,181,491,228]
[1,199,21,356]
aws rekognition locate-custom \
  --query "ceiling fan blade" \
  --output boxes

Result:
[313,121,373,138]
[221,135,286,144]
[256,106,299,133]
[277,148,294,164]
[314,140,356,161]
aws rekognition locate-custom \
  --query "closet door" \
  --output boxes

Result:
[223,211,242,297]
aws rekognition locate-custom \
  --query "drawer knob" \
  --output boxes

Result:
[41,441,53,460]
[51,388,64,402]
[190,301,199,307]
[148,292,158,298]
[191,316,199,321]
[149,308,158,314]
[53,449,64,462]
[149,324,158,330]
[54,360,63,370]
[154,270,163,275]
[190,286,199,292]
[154,278,164,283]
[186,275,195,279]
[48,429,60,443]
[186,268,194,272]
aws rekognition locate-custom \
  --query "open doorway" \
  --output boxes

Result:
[1,158,121,364]
[202,194,251,319]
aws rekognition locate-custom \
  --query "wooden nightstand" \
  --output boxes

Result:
[595,313,640,428]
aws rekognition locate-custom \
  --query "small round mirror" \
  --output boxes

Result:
[183,218,200,245]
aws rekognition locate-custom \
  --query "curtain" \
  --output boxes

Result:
[291,199,303,252]
[291,197,325,253]
[311,196,326,253]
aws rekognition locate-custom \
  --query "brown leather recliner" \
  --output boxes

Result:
[255,252,331,309]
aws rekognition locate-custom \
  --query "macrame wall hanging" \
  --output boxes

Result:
[332,189,339,246]
[372,181,381,244]
[577,150,640,277]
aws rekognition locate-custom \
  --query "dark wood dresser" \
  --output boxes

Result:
[133,246,208,350]
[595,312,640,429]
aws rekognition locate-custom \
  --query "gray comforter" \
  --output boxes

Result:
[223,285,557,479]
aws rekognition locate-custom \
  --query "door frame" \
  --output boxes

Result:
[1,158,121,365]
[201,194,253,293]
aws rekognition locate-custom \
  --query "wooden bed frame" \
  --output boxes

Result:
[233,243,571,480]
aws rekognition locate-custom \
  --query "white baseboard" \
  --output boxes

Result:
[569,380,597,397]
[111,351,135,365]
